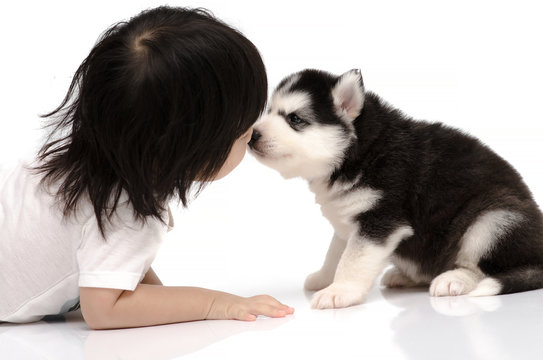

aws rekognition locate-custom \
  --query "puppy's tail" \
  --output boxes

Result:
[469,265,543,296]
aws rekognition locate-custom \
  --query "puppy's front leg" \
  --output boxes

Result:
[304,234,347,291]
[311,225,413,309]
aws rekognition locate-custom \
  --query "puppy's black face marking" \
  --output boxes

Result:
[289,70,341,127]
[278,111,309,131]
[286,113,307,128]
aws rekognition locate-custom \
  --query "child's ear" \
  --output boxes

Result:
[332,69,365,121]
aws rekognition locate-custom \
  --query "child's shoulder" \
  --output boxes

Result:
[0,158,34,188]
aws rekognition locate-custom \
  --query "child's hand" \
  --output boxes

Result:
[206,293,295,321]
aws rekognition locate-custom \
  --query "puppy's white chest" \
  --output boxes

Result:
[310,180,382,240]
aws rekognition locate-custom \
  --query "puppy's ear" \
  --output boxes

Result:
[332,69,365,121]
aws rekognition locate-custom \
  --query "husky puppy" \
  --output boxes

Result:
[248,69,543,309]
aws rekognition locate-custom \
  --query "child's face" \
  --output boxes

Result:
[213,127,254,180]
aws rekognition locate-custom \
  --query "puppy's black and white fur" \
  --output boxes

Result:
[249,69,543,309]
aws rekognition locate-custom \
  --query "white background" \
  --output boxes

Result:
[1,1,543,359]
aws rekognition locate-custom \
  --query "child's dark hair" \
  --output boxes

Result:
[36,6,267,235]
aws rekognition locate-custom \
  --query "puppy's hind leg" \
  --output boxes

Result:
[381,266,422,288]
[430,209,525,297]
[430,268,485,296]
[312,225,414,309]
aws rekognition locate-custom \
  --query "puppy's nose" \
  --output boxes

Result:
[248,129,261,147]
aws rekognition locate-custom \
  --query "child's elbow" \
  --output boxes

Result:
[81,308,111,330]
[82,311,108,330]
[80,287,124,330]
[80,301,115,330]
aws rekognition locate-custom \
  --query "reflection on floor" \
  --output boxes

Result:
[2,282,542,360]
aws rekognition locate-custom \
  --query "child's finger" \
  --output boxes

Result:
[243,295,295,319]
[250,295,293,310]
[284,305,295,314]
[244,313,257,321]
[274,303,295,314]
[250,303,289,318]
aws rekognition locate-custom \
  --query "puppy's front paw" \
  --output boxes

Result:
[311,283,365,309]
[304,270,334,291]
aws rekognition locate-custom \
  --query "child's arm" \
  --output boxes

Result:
[80,285,294,330]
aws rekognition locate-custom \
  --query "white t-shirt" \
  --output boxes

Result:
[0,160,173,323]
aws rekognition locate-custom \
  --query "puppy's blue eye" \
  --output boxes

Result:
[288,113,303,125]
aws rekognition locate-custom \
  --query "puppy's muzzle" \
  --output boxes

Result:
[248,129,261,148]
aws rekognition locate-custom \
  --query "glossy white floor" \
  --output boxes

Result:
[2,1,543,359]
[3,265,543,360]
[3,290,543,360]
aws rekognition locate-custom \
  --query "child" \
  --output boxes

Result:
[0,6,294,329]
